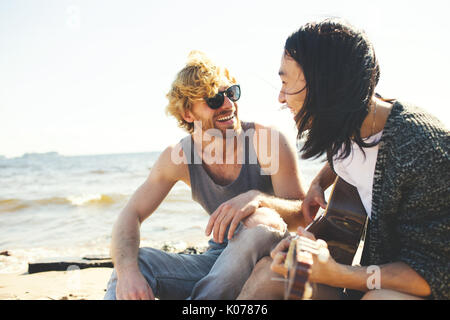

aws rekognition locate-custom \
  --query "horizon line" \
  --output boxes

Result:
[0,150,165,160]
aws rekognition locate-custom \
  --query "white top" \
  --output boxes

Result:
[332,131,383,219]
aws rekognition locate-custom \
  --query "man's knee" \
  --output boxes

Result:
[229,223,287,259]
[240,207,289,247]
[244,207,287,234]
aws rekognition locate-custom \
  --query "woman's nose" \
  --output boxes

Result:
[278,90,286,104]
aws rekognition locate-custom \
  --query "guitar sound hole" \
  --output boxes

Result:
[328,215,363,237]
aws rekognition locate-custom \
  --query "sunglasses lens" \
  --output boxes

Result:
[206,93,224,109]
[204,85,240,109]
[226,85,241,102]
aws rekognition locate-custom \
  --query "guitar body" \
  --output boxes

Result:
[285,177,368,299]
[306,177,368,265]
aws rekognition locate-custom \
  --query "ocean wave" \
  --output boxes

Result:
[0,194,128,213]
[0,199,32,213]
[67,194,127,206]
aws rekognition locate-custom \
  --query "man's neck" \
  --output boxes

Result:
[192,129,243,166]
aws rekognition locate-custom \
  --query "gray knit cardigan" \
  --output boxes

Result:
[329,101,449,299]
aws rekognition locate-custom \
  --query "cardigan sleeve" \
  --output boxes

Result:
[395,136,450,300]
[397,215,450,299]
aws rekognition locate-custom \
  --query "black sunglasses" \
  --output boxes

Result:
[204,84,241,109]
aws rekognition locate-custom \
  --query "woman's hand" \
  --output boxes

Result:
[270,236,294,277]
[296,227,339,285]
[271,227,340,288]
[301,182,327,224]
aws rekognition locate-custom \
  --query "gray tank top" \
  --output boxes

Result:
[180,122,274,215]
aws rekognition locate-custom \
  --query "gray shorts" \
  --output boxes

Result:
[104,224,287,300]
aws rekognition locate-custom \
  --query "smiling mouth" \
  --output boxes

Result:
[280,104,296,113]
[216,113,235,122]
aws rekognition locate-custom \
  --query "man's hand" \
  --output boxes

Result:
[116,270,155,300]
[301,182,327,224]
[205,190,262,243]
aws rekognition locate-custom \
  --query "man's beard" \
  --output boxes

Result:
[193,110,241,138]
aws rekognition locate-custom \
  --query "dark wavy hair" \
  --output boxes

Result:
[285,18,381,160]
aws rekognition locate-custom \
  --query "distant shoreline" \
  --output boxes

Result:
[0,150,164,160]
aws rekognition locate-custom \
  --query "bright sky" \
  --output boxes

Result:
[1,0,449,158]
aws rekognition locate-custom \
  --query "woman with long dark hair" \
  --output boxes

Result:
[239,18,449,300]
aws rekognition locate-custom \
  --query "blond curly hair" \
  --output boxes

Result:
[165,51,237,133]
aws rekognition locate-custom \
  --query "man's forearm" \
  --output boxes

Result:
[330,262,431,297]
[110,211,142,276]
[257,192,305,230]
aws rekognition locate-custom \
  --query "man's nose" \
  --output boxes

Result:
[221,96,234,109]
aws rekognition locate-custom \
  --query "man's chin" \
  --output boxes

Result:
[193,117,241,139]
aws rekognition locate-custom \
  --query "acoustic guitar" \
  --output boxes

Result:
[284,177,368,300]
[284,235,330,299]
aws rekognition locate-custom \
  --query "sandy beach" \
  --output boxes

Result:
[0,268,113,300]
[0,244,208,300]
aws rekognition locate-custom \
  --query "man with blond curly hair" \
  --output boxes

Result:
[104,52,307,300]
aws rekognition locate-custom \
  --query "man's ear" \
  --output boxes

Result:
[182,109,195,123]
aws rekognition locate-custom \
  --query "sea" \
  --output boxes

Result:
[0,150,325,274]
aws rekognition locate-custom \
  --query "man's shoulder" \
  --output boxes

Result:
[252,122,294,145]
[252,121,277,131]
[150,143,190,184]
[239,121,285,136]
[249,122,298,170]
[249,122,287,142]
[157,142,189,168]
